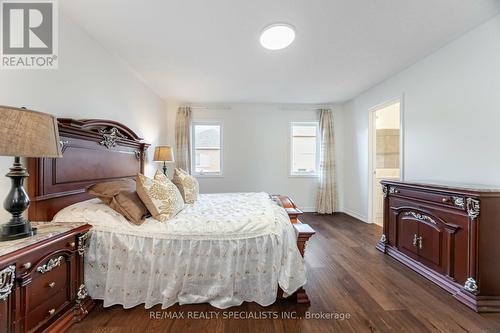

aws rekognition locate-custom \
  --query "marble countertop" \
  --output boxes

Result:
[0,222,89,257]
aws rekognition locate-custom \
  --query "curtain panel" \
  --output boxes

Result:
[175,106,192,173]
[316,109,336,214]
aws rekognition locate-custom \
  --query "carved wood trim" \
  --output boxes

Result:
[58,118,143,141]
[36,255,64,274]
[402,211,437,226]
[0,265,15,301]
[466,198,480,220]
[393,206,457,231]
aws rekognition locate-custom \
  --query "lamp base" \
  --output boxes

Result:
[0,219,37,241]
[1,156,35,242]
[162,161,168,177]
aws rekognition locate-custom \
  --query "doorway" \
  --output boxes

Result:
[368,99,403,226]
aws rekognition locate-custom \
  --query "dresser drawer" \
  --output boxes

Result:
[28,256,70,311]
[389,185,465,209]
[15,237,77,276]
[27,287,70,332]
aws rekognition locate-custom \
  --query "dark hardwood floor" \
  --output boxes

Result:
[68,213,500,333]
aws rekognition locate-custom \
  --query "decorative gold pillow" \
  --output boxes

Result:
[136,174,184,222]
[154,169,170,183]
[171,168,199,204]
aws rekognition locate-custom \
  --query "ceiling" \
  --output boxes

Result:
[62,1,500,104]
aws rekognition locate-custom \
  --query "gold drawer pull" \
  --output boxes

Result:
[23,262,31,269]
[442,197,451,203]
[412,234,418,246]
[68,242,75,248]
[48,308,55,316]
[48,282,56,288]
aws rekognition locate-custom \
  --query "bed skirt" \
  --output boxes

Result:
[84,226,306,309]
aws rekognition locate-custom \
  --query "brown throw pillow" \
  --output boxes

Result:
[109,191,149,225]
[87,179,135,204]
[87,179,149,225]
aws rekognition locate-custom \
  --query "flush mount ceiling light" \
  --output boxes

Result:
[259,23,296,50]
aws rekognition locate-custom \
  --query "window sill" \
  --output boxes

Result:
[289,174,319,178]
[193,174,224,178]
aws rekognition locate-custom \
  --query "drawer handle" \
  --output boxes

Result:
[48,308,55,316]
[68,241,76,248]
[413,234,424,249]
[23,262,31,269]
[48,282,56,288]
[442,197,451,203]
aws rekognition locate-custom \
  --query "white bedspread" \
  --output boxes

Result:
[53,192,307,309]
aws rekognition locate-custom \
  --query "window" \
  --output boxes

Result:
[191,122,222,176]
[290,122,319,176]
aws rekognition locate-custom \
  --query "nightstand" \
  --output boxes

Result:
[0,222,93,333]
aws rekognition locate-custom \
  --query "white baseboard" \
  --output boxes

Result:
[298,206,369,223]
[339,208,368,223]
[300,207,316,213]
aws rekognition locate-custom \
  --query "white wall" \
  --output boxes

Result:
[342,14,500,221]
[0,12,166,221]
[165,103,344,211]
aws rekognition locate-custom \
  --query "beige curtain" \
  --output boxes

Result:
[316,109,336,214]
[175,106,192,173]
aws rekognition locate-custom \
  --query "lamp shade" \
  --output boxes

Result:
[0,106,62,158]
[153,145,174,162]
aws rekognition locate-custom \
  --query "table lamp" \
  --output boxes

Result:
[153,146,174,176]
[0,106,62,241]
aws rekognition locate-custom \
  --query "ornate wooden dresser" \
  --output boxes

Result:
[0,222,93,332]
[377,180,500,312]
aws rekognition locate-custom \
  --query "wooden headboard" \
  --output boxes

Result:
[27,118,150,221]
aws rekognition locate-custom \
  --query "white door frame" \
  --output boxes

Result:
[367,95,405,225]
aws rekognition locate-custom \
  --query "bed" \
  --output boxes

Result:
[27,118,315,309]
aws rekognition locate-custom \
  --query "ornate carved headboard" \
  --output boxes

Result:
[27,119,150,221]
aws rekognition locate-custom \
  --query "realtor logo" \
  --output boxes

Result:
[1,0,58,69]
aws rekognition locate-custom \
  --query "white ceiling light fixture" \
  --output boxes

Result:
[259,23,296,50]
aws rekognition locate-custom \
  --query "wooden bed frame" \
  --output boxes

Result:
[27,118,315,305]
[27,118,149,221]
